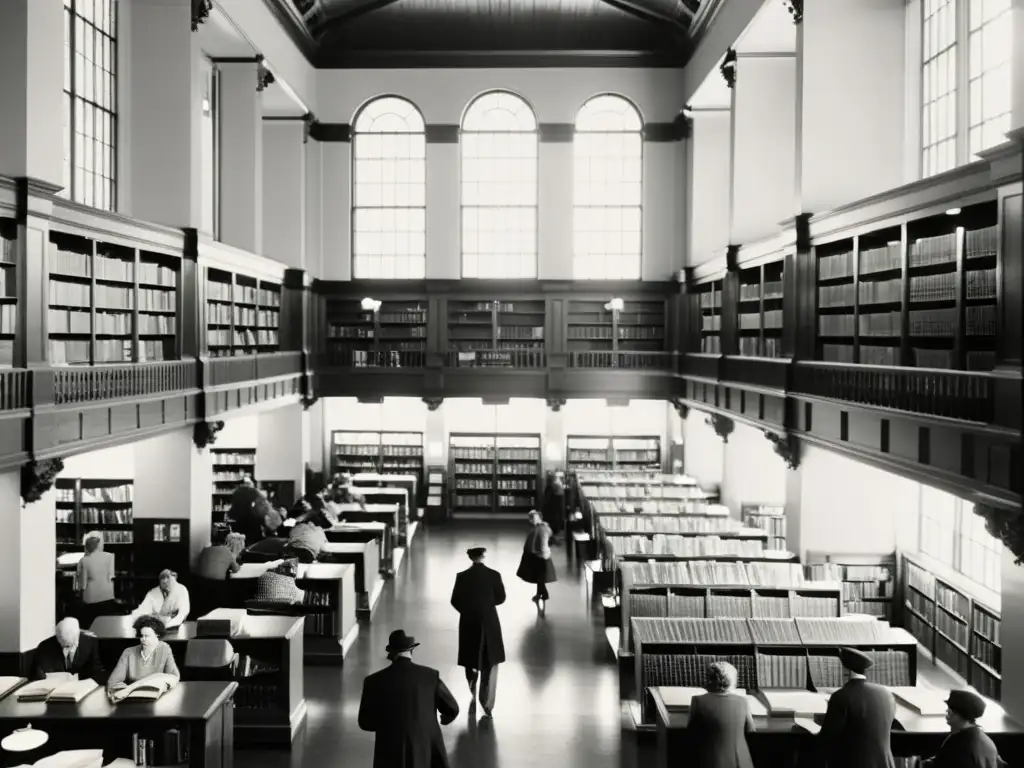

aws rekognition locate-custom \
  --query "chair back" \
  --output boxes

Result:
[182,639,237,682]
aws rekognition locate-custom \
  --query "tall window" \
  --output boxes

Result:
[352,97,426,279]
[919,485,958,565]
[922,0,957,177]
[63,0,117,210]
[967,0,1012,157]
[573,95,643,280]
[918,485,1003,592]
[958,507,1002,591]
[461,91,538,279]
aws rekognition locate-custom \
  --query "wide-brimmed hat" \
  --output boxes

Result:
[386,629,419,654]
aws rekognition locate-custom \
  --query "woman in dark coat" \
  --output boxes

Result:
[540,471,567,543]
[687,661,755,768]
[516,510,557,614]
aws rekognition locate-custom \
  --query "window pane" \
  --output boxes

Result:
[919,485,957,566]
[967,1,1011,158]
[957,504,1003,591]
[921,0,958,177]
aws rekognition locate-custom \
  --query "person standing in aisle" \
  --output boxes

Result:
[450,547,506,717]
[516,510,557,615]
[818,647,896,768]
[920,689,1003,768]
[540,471,567,545]
[358,629,460,768]
[76,532,117,628]
[686,661,755,768]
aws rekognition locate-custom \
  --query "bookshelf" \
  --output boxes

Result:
[565,297,666,367]
[326,299,427,367]
[737,261,784,358]
[565,435,662,473]
[806,552,895,621]
[0,220,17,366]
[814,201,999,369]
[48,233,181,365]
[425,465,448,522]
[329,430,425,487]
[901,555,1001,698]
[447,299,544,367]
[449,433,541,516]
[211,448,257,525]
[697,280,723,354]
[741,504,787,551]
[205,267,281,357]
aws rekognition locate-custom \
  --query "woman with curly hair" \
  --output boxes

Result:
[106,615,180,696]
[686,661,755,768]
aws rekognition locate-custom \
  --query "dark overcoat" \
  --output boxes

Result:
[516,523,557,585]
[30,632,106,683]
[819,678,896,768]
[686,692,755,768]
[450,562,506,669]
[923,725,1001,768]
[358,657,460,768]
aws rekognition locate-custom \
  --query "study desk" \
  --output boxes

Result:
[320,541,384,617]
[88,615,306,748]
[0,681,236,768]
[650,686,1024,768]
[228,563,359,664]
[335,502,401,557]
[352,473,418,510]
[325,521,392,575]
[354,487,412,543]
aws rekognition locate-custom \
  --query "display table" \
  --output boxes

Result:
[88,615,306,748]
[228,563,359,664]
[325,522,391,575]
[650,686,1024,768]
[320,541,384,618]
[0,681,236,768]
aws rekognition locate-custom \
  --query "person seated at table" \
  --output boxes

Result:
[107,615,180,696]
[130,569,191,628]
[254,558,306,604]
[195,529,243,581]
[686,660,755,768]
[283,518,329,563]
[292,494,338,530]
[331,473,367,510]
[30,617,106,683]
[819,647,895,768]
[920,689,1003,768]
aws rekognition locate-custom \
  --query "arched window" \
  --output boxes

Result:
[461,91,538,279]
[352,96,426,279]
[573,95,643,280]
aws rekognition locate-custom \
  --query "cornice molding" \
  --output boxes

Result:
[21,459,65,505]
[191,0,212,32]
[193,420,226,450]
[707,413,735,442]
[720,48,737,89]
[256,56,276,92]
[422,397,443,412]
[763,429,800,469]
[306,119,692,144]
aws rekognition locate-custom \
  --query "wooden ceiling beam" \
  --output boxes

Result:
[598,0,690,32]
[325,0,404,24]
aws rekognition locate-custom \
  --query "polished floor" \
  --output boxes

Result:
[239,523,634,768]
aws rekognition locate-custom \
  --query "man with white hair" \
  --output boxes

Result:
[29,617,106,682]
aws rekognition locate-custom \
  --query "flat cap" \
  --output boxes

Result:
[946,689,986,721]
[839,647,874,674]
[467,547,487,558]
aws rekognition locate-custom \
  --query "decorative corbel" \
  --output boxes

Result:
[672,400,690,420]
[193,420,226,450]
[763,429,801,470]
[706,413,734,443]
[191,0,212,32]
[302,112,317,144]
[422,397,443,412]
[546,398,567,413]
[782,0,803,24]
[21,458,65,505]
[301,394,319,411]
[256,56,276,92]
[975,504,1024,565]
[720,49,737,89]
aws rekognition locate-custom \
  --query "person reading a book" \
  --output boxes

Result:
[195,529,243,581]
[818,647,896,768]
[106,616,180,699]
[254,558,306,604]
[283,519,328,563]
[686,661,755,768]
[30,618,106,683]
[130,570,191,628]
[920,689,1003,768]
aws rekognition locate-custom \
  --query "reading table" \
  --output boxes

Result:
[320,542,384,618]
[325,522,390,576]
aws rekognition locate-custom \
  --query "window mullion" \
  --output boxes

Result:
[955,0,970,166]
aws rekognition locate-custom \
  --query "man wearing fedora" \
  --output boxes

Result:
[920,689,1003,767]
[358,629,460,768]
[818,647,896,768]
[450,546,506,717]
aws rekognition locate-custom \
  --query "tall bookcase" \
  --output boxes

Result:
[741,503,787,551]
[902,556,1001,698]
[566,298,666,366]
[47,233,180,365]
[211,448,257,524]
[449,433,541,515]
[737,261,784,358]
[697,281,723,354]
[814,201,998,370]
[805,552,895,620]
[329,430,425,484]
[325,299,427,367]
[205,267,281,357]
[0,220,17,366]
[447,299,545,367]
[566,435,662,473]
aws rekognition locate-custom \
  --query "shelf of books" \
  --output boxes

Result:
[741,503,787,551]
[210,448,257,525]
[205,267,281,357]
[565,297,666,368]
[805,552,895,620]
[901,556,1001,698]
[814,201,998,369]
[447,299,545,368]
[48,232,181,365]
[697,280,723,354]
[325,298,427,368]
[329,429,425,487]
[565,435,662,473]
[0,220,17,366]
[737,261,784,358]
[449,433,541,516]
[632,615,917,723]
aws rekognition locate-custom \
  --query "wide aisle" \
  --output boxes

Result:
[239,524,627,768]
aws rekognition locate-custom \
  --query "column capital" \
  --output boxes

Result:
[720,48,737,89]
[256,55,276,92]
[191,0,212,31]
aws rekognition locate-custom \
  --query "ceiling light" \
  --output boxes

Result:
[604,298,624,312]
[201,98,211,115]
[361,297,382,312]
[945,208,961,216]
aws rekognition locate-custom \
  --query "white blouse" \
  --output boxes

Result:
[130,582,191,628]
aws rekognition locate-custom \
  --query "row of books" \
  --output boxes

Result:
[819,315,856,336]
[965,268,997,299]
[818,250,855,280]
[910,272,955,302]
[935,581,970,619]
[964,225,997,258]
[819,283,855,308]
[701,336,722,353]
[49,280,134,309]
[329,325,374,339]
[50,339,134,364]
[757,652,809,688]
[455,495,491,507]
[739,309,782,330]
[140,289,175,312]
[455,479,496,490]
[380,310,426,323]
[49,251,173,286]
[618,450,660,463]
[0,238,14,262]
[49,246,92,277]
[909,233,957,267]
[214,471,250,483]
[740,337,782,357]
[56,508,132,525]
[451,448,540,461]
[500,326,544,339]
[966,304,996,335]
[611,535,766,558]
[208,305,280,327]
[907,589,934,620]
[643,652,757,692]
[624,560,814,587]
[847,601,890,617]
[207,330,279,346]
[860,311,901,336]
[860,278,902,305]
[807,562,892,582]
[935,610,970,648]
[702,315,722,331]
[860,243,902,274]
[496,479,535,491]
[739,280,783,301]
[601,516,739,534]
[497,494,533,507]
[699,291,722,309]
[811,650,912,688]
[207,282,281,306]
[821,343,854,363]
[211,451,255,466]
[908,308,954,337]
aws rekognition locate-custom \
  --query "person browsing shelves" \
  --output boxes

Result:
[686,661,755,768]
[921,689,1003,768]
[106,616,180,698]
[76,533,117,628]
[130,569,191,628]
[30,617,106,683]
[818,647,896,768]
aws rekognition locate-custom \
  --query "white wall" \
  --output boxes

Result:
[1001,548,1024,723]
[688,110,732,265]
[682,411,724,492]
[217,413,260,448]
[63,444,137,479]
[720,422,787,517]
[257,402,308,491]
[262,121,307,269]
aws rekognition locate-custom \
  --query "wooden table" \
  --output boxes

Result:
[89,615,306,748]
[352,473,418,511]
[0,681,236,768]
[335,502,401,556]
[650,686,1024,768]
[325,521,391,575]
[355,487,412,543]
[320,541,384,618]
[228,562,359,664]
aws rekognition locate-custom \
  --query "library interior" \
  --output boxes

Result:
[0,0,1021,766]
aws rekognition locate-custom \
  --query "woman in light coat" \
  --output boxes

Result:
[516,510,557,614]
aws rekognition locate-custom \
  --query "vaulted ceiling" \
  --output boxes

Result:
[264,0,718,68]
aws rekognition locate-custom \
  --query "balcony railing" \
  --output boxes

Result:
[322,347,426,369]
[53,361,197,406]
[0,369,30,411]
[568,350,675,371]
[205,352,304,387]
[445,348,546,369]
[791,361,994,423]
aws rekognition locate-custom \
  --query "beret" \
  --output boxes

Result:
[946,689,986,721]
[839,647,874,674]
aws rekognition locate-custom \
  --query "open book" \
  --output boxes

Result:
[110,673,177,703]
[16,676,98,703]
[0,676,26,700]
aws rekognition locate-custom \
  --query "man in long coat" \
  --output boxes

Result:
[819,647,896,768]
[450,547,506,716]
[358,629,459,768]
